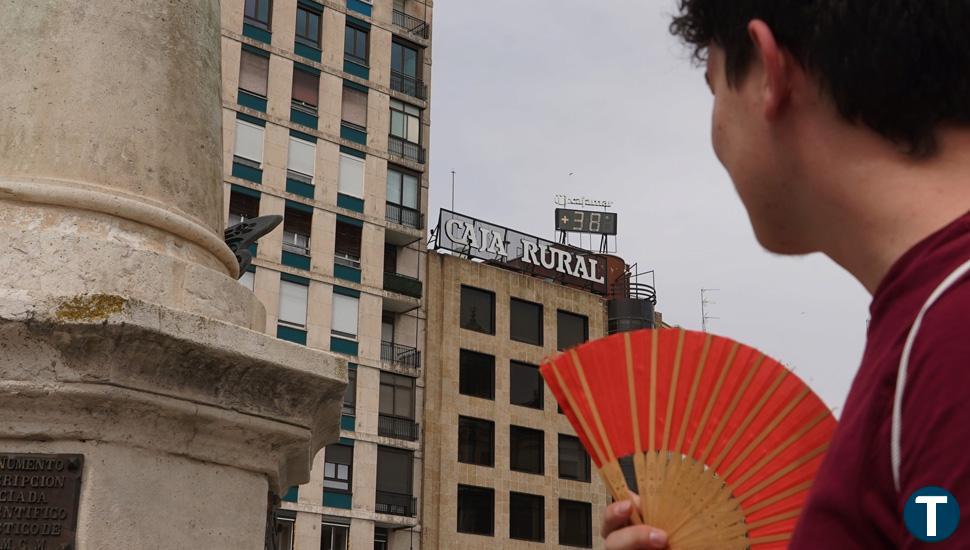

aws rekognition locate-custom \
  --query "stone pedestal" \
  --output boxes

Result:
[0,1,346,548]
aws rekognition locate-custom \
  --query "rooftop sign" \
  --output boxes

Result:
[433,210,608,293]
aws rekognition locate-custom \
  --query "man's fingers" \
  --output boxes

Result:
[604,525,670,550]
[602,495,643,536]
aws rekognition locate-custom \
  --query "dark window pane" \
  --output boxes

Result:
[292,69,319,108]
[460,286,495,334]
[458,416,494,466]
[457,485,493,536]
[342,368,356,415]
[245,0,271,26]
[559,500,592,548]
[510,426,544,475]
[510,298,543,345]
[459,349,494,400]
[510,361,543,409]
[379,372,414,419]
[345,25,368,62]
[557,310,589,351]
[229,191,260,220]
[510,492,544,542]
[296,7,321,47]
[558,435,591,482]
[376,447,412,495]
[321,524,349,550]
[335,220,362,261]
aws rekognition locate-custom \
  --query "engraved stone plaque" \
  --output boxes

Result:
[0,454,83,550]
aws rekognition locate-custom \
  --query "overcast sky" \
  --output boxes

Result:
[426,0,872,410]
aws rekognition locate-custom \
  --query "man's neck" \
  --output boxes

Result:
[809,130,970,295]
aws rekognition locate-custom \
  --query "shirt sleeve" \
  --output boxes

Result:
[898,281,970,548]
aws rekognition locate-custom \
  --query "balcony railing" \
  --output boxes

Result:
[385,202,422,230]
[375,490,417,517]
[381,341,421,369]
[378,414,419,441]
[334,252,361,270]
[392,10,428,39]
[388,135,425,164]
[390,70,426,100]
[384,271,423,299]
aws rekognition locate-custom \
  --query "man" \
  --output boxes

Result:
[602,1,970,548]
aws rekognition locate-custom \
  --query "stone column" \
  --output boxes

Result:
[0,1,346,549]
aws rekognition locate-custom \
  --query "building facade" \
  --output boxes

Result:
[422,252,615,549]
[218,1,433,549]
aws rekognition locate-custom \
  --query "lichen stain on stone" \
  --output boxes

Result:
[55,294,126,321]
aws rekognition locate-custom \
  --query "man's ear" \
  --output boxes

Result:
[748,20,791,119]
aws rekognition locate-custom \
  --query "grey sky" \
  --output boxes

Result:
[427,0,871,410]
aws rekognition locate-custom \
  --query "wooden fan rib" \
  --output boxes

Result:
[730,409,830,490]
[661,329,686,453]
[710,368,788,472]
[745,508,802,531]
[674,334,713,452]
[737,442,829,502]
[748,532,792,545]
[743,480,812,516]
[700,353,766,465]
[687,342,741,458]
[720,387,810,480]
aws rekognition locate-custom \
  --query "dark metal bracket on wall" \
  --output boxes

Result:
[224,215,283,277]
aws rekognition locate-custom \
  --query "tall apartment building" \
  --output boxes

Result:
[218,1,433,549]
[422,212,660,549]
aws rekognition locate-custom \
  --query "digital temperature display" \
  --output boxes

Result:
[555,208,617,235]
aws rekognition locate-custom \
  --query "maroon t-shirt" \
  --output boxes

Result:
[790,211,970,548]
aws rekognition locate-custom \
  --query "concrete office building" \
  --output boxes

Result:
[422,212,661,549]
[217,0,433,548]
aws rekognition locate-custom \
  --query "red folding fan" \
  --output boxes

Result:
[541,329,836,549]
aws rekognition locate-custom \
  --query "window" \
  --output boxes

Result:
[383,244,398,275]
[321,523,349,550]
[510,426,544,475]
[233,120,264,165]
[458,416,494,467]
[510,361,543,409]
[239,50,269,96]
[274,511,295,550]
[244,0,271,28]
[278,279,308,328]
[373,527,388,550]
[341,86,368,130]
[460,286,495,334]
[344,25,369,65]
[391,41,419,78]
[295,6,321,48]
[457,485,494,536]
[510,298,543,346]
[376,447,413,496]
[287,136,315,180]
[228,190,260,226]
[335,220,362,269]
[292,69,319,111]
[389,99,420,144]
[559,500,593,548]
[324,444,353,492]
[558,310,589,351]
[282,207,311,256]
[459,349,494,399]
[558,435,591,482]
[331,292,358,338]
[510,492,544,542]
[379,372,414,419]
[386,167,419,208]
[342,367,356,415]
[239,269,255,291]
[338,153,364,198]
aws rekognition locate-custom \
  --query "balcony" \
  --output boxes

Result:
[378,414,419,441]
[392,10,428,39]
[390,71,426,100]
[375,490,417,517]
[385,202,423,239]
[384,271,422,298]
[388,135,425,164]
[381,341,421,369]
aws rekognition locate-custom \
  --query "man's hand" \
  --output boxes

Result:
[602,495,669,550]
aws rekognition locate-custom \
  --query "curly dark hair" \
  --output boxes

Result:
[670,1,970,156]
